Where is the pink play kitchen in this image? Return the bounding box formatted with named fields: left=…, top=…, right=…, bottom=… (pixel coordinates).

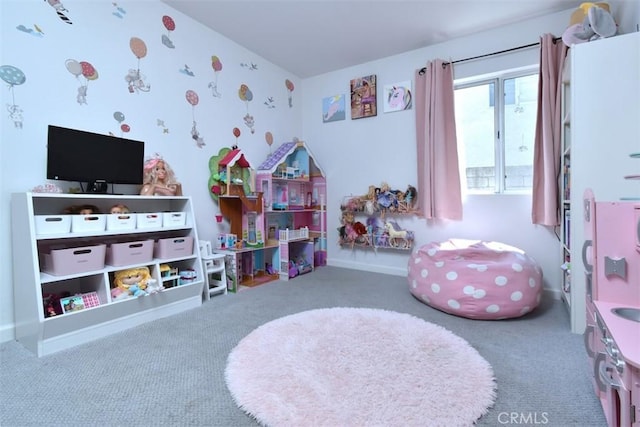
left=583, top=188, right=640, bottom=426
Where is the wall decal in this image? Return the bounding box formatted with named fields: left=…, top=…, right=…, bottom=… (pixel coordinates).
left=65, top=59, right=98, bottom=105
left=350, top=74, right=376, bottom=119
left=240, top=62, right=258, bottom=71
left=112, top=111, right=132, bottom=137
left=16, top=24, right=44, bottom=37
left=209, top=55, right=223, bottom=97
left=285, top=79, right=295, bottom=108
left=161, top=15, right=176, bottom=48
left=126, top=37, right=150, bottom=93
left=265, top=131, right=274, bottom=152
left=112, top=3, right=127, bottom=18
left=157, top=119, right=169, bottom=134
left=45, top=0, right=72, bottom=25
left=186, top=90, right=205, bottom=147
left=179, top=64, right=194, bottom=77
left=238, top=84, right=255, bottom=134
left=383, top=81, right=412, bottom=113
left=264, top=96, right=275, bottom=109
left=322, top=94, right=345, bottom=123
left=0, top=64, right=26, bottom=129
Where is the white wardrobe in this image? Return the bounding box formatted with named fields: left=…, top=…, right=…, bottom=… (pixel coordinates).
left=568, top=31, right=640, bottom=333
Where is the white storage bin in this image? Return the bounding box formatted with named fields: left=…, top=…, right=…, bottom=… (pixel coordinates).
left=41, top=244, right=106, bottom=276
left=105, top=239, right=154, bottom=266
left=71, top=214, right=106, bottom=233
left=162, top=212, right=186, bottom=227
left=35, top=215, right=71, bottom=235
left=154, top=236, right=194, bottom=259
left=136, top=213, right=162, bottom=229
left=106, top=213, right=137, bottom=231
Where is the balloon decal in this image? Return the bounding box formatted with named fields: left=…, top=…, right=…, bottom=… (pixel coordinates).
left=0, top=64, right=26, bottom=128
left=65, top=59, right=98, bottom=105
left=265, top=131, right=274, bottom=153
left=285, top=79, right=295, bottom=108
left=186, top=90, right=205, bottom=148
left=161, top=15, right=176, bottom=48
left=125, top=37, right=150, bottom=93
left=232, top=127, right=241, bottom=148
left=208, top=55, right=223, bottom=97
left=238, top=83, right=255, bottom=134
left=113, top=111, right=131, bottom=137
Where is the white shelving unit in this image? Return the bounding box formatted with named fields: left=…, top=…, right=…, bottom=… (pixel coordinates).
left=559, top=53, right=572, bottom=312
left=11, top=192, right=204, bottom=357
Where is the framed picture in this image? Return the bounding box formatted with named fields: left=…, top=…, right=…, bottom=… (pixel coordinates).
left=383, top=80, right=412, bottom=113
left=322, top=94, right=346, bottom=123
left=350, top=75, right=377, bottom=119
left=60, top=295, right=85, bottom=314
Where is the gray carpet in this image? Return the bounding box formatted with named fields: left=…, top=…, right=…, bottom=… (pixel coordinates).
left=0, top=266, right=606, bottom=427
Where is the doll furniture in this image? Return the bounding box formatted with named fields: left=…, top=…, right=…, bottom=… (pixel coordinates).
left=407, top=239, right=543, bottom=319
left=199, top=240, right=227, bottom=299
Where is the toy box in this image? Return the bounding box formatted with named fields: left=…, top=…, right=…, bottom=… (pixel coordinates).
left=106, top=213, right=137, bottom=231
left=34, top=215, right=71, bottom=235
left=71, top=214, right=106, bottom=233
left=136, top=212, right=162, bottom=229
left=41, top=243, right=106, bottom=276
left=105, top=239, right=154, bottom=266
left=162, top=212, right=186, bottom=227
left=154, top=236, right=194, bottom=259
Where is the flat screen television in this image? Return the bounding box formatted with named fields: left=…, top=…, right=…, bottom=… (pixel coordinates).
left=47, top=125, right=145, bottom=193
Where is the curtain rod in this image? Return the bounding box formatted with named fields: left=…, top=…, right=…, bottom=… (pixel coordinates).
left=418, top=37, right=561, bottom=75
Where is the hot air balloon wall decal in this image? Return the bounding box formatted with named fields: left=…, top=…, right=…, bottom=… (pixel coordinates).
left=125, top=37, right=150, bottom=93
left=161, top=15, right=176, bottom=49
left=285, top=79, right=295, bottom=108
left=0, top=64, right=26, bottom=129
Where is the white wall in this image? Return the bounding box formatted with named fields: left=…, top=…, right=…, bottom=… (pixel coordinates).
left=301, top=2, right=639, bottom=289
left=0, top=0, right=302, bottom=342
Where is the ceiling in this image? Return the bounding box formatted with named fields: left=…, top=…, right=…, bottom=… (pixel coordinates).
left=163, top=0, right=576, bottom=78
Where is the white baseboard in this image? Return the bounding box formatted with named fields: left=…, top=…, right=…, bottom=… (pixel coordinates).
left=0, top=323, right=15, bottom=343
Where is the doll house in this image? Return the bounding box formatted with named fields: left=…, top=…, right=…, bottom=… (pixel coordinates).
left=256, top=140, right=327, bottom=276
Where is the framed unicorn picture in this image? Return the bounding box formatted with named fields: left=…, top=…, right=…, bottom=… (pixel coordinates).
left=383, top=80, right=412, bottom=113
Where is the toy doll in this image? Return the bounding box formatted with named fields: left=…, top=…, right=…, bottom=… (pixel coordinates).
left=140, top=155, right=182, bottom=196
left=110, top=204, right=130, bottom=214
left=113, top=267, right=153, bottom=297
left=63, top=204, right=100, bottom=214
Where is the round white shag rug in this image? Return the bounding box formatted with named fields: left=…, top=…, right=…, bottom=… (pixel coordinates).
left=225, top=307, right=496, bottom=427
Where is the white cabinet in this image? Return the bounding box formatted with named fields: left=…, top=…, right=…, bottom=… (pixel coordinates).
left=567, top=32, right=640, bottom=333
left=11, top=193, right=204, bottom=357
left=559, top=54, right=571, bottom=311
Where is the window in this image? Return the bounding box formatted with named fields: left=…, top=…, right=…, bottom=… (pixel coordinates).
left=454, top=71, right=539, bottom=193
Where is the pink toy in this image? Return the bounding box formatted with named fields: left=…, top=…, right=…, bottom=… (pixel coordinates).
left=408, top=239, right=543, bottom=319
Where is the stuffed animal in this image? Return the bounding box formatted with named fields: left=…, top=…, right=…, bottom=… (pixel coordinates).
left=562, top=2, right=617, bottom=46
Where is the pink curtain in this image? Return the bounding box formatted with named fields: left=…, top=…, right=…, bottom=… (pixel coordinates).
left=532, top=34, right=567, bottom=226
left=414, top=59, right=462, bottom=220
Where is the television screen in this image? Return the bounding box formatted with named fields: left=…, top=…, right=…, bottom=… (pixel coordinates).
left=47, top=125, right=145, bottom=191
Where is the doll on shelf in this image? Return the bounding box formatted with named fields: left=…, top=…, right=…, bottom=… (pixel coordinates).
left=63, top=204, right=100, bottom=215
left=110, top=204, right=130, bottom=214
left=140, top=154, right=182, bottom=197
left=113, top=267, right=152, bottom=298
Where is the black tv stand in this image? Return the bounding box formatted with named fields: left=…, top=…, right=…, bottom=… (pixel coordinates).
left=84, top=180, right=108, bottom=194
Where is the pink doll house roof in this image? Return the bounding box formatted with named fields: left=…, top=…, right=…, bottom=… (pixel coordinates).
left=257, top=141, right=325, bottom=176
left=220, top=148, right=251, bottom=168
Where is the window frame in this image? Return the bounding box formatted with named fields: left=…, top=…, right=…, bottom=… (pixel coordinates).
left=454, top=66, right=539, bottom=195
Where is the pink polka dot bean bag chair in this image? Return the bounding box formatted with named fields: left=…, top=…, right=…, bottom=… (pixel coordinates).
left=408, top=239, right=543, bottom=319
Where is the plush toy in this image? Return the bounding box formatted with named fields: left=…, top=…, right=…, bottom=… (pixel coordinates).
left=113, top=267, right=152, bottom=297
left=562, top=2, right=617, bottom=46
left=110, top=287, right=130, bottom=301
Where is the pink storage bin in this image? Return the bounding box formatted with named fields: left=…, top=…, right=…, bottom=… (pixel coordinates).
left=106, top=213, right=137, bottom=231
left=136, top=213, right=162, bottom=229
left=154, top=236, right=194, bottom=259
left=41, top=244, right=106, bottom=276
left=105, top=239, right=154, bottom=266
left=71, top=214, right=106, bottom=233
left=35, top=215, right=71, bottom=235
